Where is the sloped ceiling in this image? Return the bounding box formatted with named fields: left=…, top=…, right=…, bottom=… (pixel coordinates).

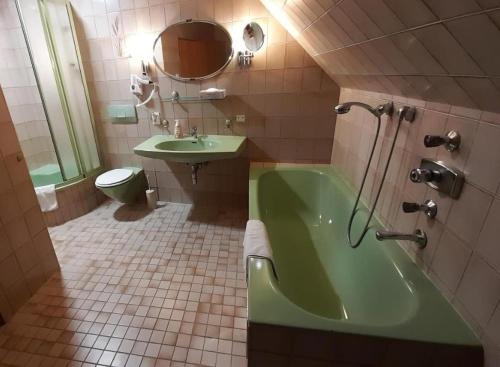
left=260, top=0, right=500, bottom=112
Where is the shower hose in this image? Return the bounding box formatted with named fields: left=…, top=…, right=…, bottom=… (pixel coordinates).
left=347, top=108, right=407, bottom=248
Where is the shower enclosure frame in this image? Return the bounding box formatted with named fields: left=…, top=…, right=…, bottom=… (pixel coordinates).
left=15, top=0, right=104, bottom=188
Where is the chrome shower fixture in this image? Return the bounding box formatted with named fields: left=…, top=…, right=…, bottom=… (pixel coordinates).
left=398, top=105, right=416, bottom=122
left=402, top=200, right=437, bottom=219
left=376, top=229, right=427, bottom=248
left=424, top=130, right=461, bottom=151
left=334, top=101, right=394, bottom=118
left=409, top=159, right=465, bottom=199
left=409, top=168, right=442, bottom=183
left=340, top=101, right=416, bottom=249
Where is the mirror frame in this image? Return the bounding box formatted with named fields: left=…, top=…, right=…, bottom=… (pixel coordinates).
left=152, top=19, right=234, bottom=81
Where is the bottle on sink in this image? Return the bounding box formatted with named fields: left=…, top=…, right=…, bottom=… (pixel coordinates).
left=174, top=119, right=183, bottom=138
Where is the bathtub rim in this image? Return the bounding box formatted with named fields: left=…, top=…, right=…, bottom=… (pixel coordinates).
left=248, top=164, right=481, bottom=347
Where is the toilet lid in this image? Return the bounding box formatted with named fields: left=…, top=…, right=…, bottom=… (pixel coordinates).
left=95, top=169, right=134, bottom=187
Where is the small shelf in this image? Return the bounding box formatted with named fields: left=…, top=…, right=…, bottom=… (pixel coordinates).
left=160, top=90, right=226, bottom=103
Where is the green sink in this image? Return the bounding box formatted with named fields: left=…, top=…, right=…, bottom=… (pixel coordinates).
left=133, top=135, right=246, bottom=164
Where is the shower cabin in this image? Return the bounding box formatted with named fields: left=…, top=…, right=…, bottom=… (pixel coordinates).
left=0, top=0, right=102, bottom=188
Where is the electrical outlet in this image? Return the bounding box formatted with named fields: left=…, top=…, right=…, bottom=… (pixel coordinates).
left=236, top=115, right=246, bottom=123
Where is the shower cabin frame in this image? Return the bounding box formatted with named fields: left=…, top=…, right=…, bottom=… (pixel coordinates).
left=15, top=0, right=104, bottom=187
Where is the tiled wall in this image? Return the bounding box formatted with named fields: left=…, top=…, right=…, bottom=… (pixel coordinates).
left=332, top=88, right=500, bottom=366
left=69, top=0, right=339, bottom=206
left=260, top=0, right=500, bottom=113
left=0, top=0, right=58, bottom=171
left=0, top=86, right=60, bottom=322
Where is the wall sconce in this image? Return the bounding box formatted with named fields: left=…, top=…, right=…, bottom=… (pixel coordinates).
left=238, top=22, right=264, bottom=68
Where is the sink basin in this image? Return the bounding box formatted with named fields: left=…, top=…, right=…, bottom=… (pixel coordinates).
left=155, top=139, right=218, bottom=152
left=134, top=135, right=247, bottom=164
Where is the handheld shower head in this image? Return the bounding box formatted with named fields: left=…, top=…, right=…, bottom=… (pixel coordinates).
left=334, top=101, right=393, bottom=118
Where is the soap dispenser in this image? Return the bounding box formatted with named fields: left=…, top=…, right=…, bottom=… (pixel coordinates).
left=174, top=119, right=183, bottom=138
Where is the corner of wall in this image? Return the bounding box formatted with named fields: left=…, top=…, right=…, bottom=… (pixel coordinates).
left=0, top=86, right=60, bottom=322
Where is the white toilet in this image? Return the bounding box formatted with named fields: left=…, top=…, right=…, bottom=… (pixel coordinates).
left=95, top=167, right=147, bottom=204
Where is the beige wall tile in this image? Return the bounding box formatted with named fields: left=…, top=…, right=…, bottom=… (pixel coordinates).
left=431, top=229, right=472, bottom=292
left=423, top=0, right=480, bottom=18
left=465, top=122, right=500, bottom=193
left=0, top=85, right=58, bottom=321
left=446, top=14, right=500, bottom=76
left=0, top=226, right=13, bottom=263
left=4, top=278, right=31, bottom=311
left=0, top=191, right=22, bottom=224
left=259, top=0, right=500, bottom=112
left=486, top=305, right=500, bottom=349
left=0, top=254, right=24, bottom=290
left=477, top=198, right=500, bottom=273
left=456, top=254, right=500, bottom=327
left=446, top=183, right=492, bottom=246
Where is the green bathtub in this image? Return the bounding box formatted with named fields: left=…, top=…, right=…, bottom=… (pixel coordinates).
left=248, top=166, right=481, bottom=350
left=30, top=163, right=63, bottom=187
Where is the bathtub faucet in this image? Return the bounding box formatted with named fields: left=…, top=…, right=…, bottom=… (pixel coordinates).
left=375, top=229, right=427, bottom=249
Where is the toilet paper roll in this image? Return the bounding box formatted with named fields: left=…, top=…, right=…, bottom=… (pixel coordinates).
left=146, top=189, right=156, bottom=210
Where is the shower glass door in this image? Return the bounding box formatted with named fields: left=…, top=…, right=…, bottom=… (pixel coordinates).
left=41, top=0, right=101, bottom=175
left=17, top=0, right=80, bottom=185
left=9, top=0, right=102, bottom=187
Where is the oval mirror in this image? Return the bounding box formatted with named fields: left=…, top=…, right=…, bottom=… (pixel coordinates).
left=243, top=22, right=265, bottom=52
left=153, top=20, right=233, bottom=81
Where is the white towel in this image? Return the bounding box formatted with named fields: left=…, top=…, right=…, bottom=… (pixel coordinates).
left=199, top=88, right=226, bottom=100
left=243, top=220, right=274, bottom=275
left=35, top=184, right=58, bottom=212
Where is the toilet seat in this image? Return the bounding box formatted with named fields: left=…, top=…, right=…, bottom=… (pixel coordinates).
left=95, top=169, right=134, bottom=188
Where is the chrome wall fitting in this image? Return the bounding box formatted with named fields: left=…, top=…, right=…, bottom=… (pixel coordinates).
left=190, top=126, right=198, bottom=139
left=334, top=101, right=393, bottom=118
left=398, top=105, right=416, bottom=122
left=409, top=167, right=441, bottom=183
left=238, top=50, right=254, bottom=67
left=409, top=159, right=465, bottom=199
left=402, top=200, right=437, bottom=219
left=424, top=130, right=461, bottom=151
left=332, top=102, right=418, bottom=249
left=171, top=90, right=180, bottom=103
left=376, top=229, right=427, bottom=248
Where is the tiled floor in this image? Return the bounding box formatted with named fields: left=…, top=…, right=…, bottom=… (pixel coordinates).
left=0, top=201, right=248, bottom=367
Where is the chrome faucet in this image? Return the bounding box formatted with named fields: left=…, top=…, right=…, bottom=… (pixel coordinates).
left=191, top=126, right=198, bottom=139
left=409, top=168, right=441, bottom=183
left=375, top=229, right=427, bottom=248
left=402, top=200, right=437, bottom=219
left=424, top=130, right=461, bottom=151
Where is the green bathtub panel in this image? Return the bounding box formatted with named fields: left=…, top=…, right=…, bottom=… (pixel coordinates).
left=248, top=166, right=481, bottom=347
